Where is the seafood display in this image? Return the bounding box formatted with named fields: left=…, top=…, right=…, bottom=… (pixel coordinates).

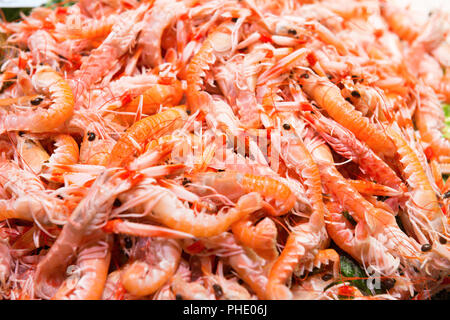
left=0, top=0, right=449, bottom=300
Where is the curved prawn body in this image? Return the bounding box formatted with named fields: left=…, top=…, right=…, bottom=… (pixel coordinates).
left=58, top=14, right=117, bottom=42
left=101, top=270, right=131, bottom=300
left=0, top=160, right=67, bottom=224
left=380, top=2, right=421, bottom=43
left=231, top=216, right=278, bottom=261
left=387, top=126, right=447, bottom=244
left=266, top=221, right=329, bottom=300
left=34, top=169, right=140, bottom=299
left=203, top=232, right=269, bottom=299
left=414, top=87, right=450, bottom=162
left=2, top=66, right=74, bottom=133
left=266, top=124, right=329, bottom=300
left=27, top=30, right=61, bottom=67
left=325, top=202, right=399, bottom=275
left=148, top=187, right=262, bottom=238
left=74, top=5, right=147, bottom=89
left=311, top=141, right=396, bottom=229
left=139, top=0, right=187, bottom=67
left=116, top=80, right=184, bottom=125
left=169, top=262, right=214, bottom=300
left=186, top=22, right=234, bottom=114
left=297, top=72, right=396, bottom=158
left=53, top=235, right=112, bottom=300
left=41, top=134, right=79, bottom=184
left=121, top=237, right=181, bottom=297
left=278, top=120, right=326, bottom=219
left=117, top=179, right=263, bottom=238
left=108, top=106, right=188, bottom=167
left=214, top=46, right=269, bottom=128
left=191, top=171, right=296, bottom=216
left=16, top=136, right=51, bottom=174
left=307, top=112, right=406, bottom=192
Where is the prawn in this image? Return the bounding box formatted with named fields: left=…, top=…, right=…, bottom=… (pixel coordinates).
left=118, top=183, right=263, bottom=238
left=34, top=169, right=140, bottom=299
left=107, top=106, right=188, bottom=167
left=190, top=170, right=296, bottom=216
left=115, top=80, right=184, bottom=125
left=52, top=234, right=112, bottom=300
left=121, top=237, right=181, bottom=297
left=41, top=134, right=79, bottom=184
left=297, top=71, right=396, bottom=158
left=1, top=66, right=74, bottom=133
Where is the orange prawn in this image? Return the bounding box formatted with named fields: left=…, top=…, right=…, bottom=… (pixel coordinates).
left=121, top=238, right=181, bottom=297
left=297, top=71, right=396, bottom=158
left=107, top=106, right=188, bottom=167
left=190, top=170, right=296, bottom=216
left=2, top=66, right=74, bottom=133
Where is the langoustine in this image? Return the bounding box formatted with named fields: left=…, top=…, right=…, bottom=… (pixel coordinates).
left=0, top=0, right=448, bottom=301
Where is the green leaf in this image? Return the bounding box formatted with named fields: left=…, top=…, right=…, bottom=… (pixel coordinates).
left=443, top=104, right=450, bottom=183
left=1, top=8, right=32, bottom=22
left=44, top=0, right=76, bottom=8
left=444, top=103, right=450, bottom=139
left=339, top=256, right=373, bottom=296
left=443, top=103, right=450, bottom=118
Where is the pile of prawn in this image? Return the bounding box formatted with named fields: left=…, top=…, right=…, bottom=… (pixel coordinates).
left=0, top=0, right=449, bottom=300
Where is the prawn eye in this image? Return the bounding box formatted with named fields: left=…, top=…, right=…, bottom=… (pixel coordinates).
left=421, top=244, right=432, bottom=252
left=31, top=97, right=43, bottom=105
left=231, top=17, right=238, bottom=22
left=439, top=237, right=447, bottom=244
left=87, top=132, right=96, bottom=141
left=282, top=123, right=291, bottom=130
left=212, top=283, right=223, bottom=297
left=300, top=73, right=309, bottom=79
left=381, top=278, right=396, bottom=291
left=321, top=274, right=333, bottom=281
left=123, top=237, right=132, bottom=249
left=113, top=198, right=122, bottom=207
left=288, top=28, right=297, bottom=35
left=351, top=90, right=361, bottom=98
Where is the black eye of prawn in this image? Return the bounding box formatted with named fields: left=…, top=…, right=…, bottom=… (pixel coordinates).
left=381, top=278, right=396, bottom=291
left=123, top=237, right=132, bottom=249
left=351, top=90, right=361, bottom=98
left=283, top=123, right=291, bottom=130
left=113, top=198, right=122, bottom=207
left=31, top=97, right=43, bottom=105
left=321, top=274, right=333, bottom=281
left=87, top=132, right=96, bottom=141
left=300, top=73, right=309, bottom=79
left=212, top=284, right=223, bottom=297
